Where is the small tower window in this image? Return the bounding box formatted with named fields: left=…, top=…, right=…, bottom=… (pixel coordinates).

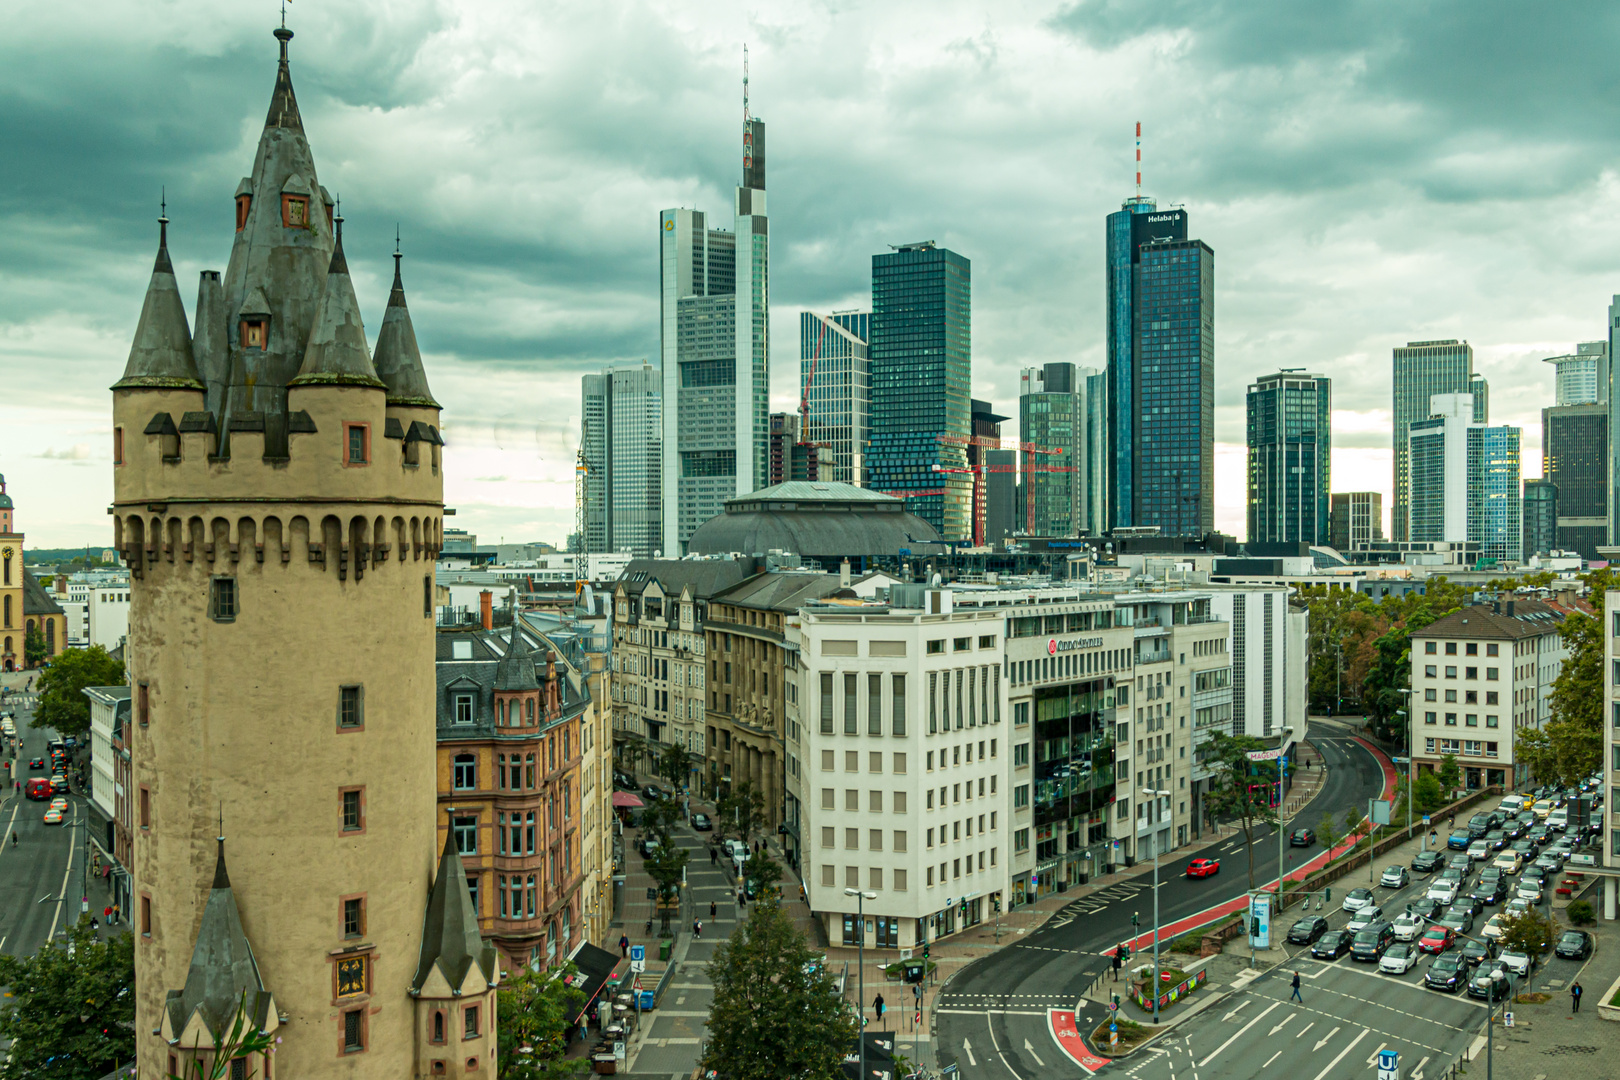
left=113, top=427, right=124, bottom=466
left=235, top=195, right=252, bottom=231
left=345, top=424, right=370, bottom=466
left=282, top=195, right=310, bottom=228
left=209, top=577, right=237, bottom=622
left=240, top=319, right=267, bottom=349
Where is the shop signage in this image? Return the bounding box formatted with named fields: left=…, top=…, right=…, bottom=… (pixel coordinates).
left=1047, top=637, right=1105, bottom=655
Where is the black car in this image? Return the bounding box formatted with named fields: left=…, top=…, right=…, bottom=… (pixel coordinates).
left=1484, top=830, right=1508, bottom=851
left=1287, top=916, right=1329, bottom=945
left=613, top=771, right=636, bottom=790
left=1471, top=879, right=1508, bottom=906
left=1467, top=960, right=1515, bottom=1001
left=638, top=836, right=662, bottom=858
left=1447, top=853, right=1474, bottom=872
left=1290, top=828, right=1316, bottom=847
left=26, top=757, right=44, bottom=770
left=1412, top=850, right=1445, bottom=873
left=1555, top=930, right=1594, bottom=960
left=1451, top=895, right=1485, bottom=918
left=1458, top=937, right=1496, bottom=968
left=642, top=784, right=665, bottom=803
left=1425, top=953, right=1468, bottom=992
left=1502, top=820, right=1526, bottom=841
left=1447, top=831, right=1474, bottom=851
left=1312, top=928, right=1355, bottom=960
left=1510, top=839, right=1536, bottom=856
left=1351, top=922, right=1396, bottom=961
left=690, top=813, right=713, bottom=832
left=1467, top=821, right=1491, bottom=840
left=1408, top=897, right=1442, bottom=921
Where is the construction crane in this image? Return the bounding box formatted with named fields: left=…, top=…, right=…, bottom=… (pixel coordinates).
left=574, top=418, right=588, bottom=595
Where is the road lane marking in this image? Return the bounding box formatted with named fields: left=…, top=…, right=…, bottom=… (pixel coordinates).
left=1365, top=1041, right=1388, bottom=1065
left=1047, top=1010, right=1104, bottom=1075
left=985, top=1016, right=1021, bottom=1079
left=1268, top=1014, right=1293, bottom=1036
left=1263, top=1050, right=1281, bottom=1067
left=1295, top=1021, right=1314, bottom=1039
left=1313, top=1025, right=1340, bottom=1051
left=1308, top=1027, right=1368, bottom=1080
left=1022, top=1038, right=1045, bottom=1068
left=1410, top=1055, right=1429, bottom=1080
left=1198, top=1000, right=1279, bottom=1067
left=962, top=1038, right=976, bottom=1066
left=1221, top=1001, right=1249, bottom=1021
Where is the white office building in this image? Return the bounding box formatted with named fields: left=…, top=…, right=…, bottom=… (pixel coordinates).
left=582, top=362, right=662, bottom=558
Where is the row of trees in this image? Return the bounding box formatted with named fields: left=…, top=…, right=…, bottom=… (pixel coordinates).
left=1515, top=570, right=1610, bottom=787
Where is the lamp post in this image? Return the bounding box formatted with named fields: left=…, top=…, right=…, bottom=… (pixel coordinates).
left=1397, top=687, right=1416, bottom=844
left=1141, top=788, right=1171, bottom=1024
left=1485, top=965, right=1505, bottom=1080
left=1275, top=727, right=1293, bottom=914
left=845, top=887, right=877, bottom=1080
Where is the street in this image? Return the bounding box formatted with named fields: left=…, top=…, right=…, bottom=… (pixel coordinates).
left=934, top=725, right=1392, bottom=1079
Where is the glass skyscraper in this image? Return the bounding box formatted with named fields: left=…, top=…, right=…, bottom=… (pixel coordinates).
left=799, top=309, right=870, bottom=485
left=582, top=362, right=662, bottom=557
left=1246, top=371, right=1331, bottom=545
left=1020, top=363, right=1106, bottom=536
left=1522, top=479, right=1557, bottom=559
left=1408, top=393, right=1520, bottom=565
left=1542, top=403, right=1607, bottom=560
left=1391, top=339, right=1487, bottom=542
left=866, top=242, right=972, bottom=540
left=659, top=117, right=769, bottom=555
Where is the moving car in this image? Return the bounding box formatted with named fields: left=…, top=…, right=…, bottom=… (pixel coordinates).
left=1447, top=831, right=1474, bottom=851
left=1531, top=798, right=1555, bottom=819
left=1409, top=897, right=1443, bottom=922
left=1351, top=922, right=1396, bottom=961
left=1425, top=952, right=1468, bottom=992
left=1418, top=925, right=1456, bottom=955
left=48, top=797, right=67, bottom=812
left=1379, top=942, right=1420, bottom=975
left=1312, top=928, right=1355, bottom=960
left=638, top=836, right=662, bottom=858
left=690, top=813, right=712, bottom=832
left=1450, top=894, right=1485, bottom=918
left=1481, top=913, right=1507, bottom=941
left=1380, top=865, right=1410, bottom=889
left=1467, top=960, right=1515, bottom=1001
left=1347, top=905, right=1385, bottom=933
left=1287, top=916, right=1329, bottom=946
left=1555, top=929, right=1594, bottom=960
left=1438, top=911, right=1474, bottom=936
left=1392, top=912, right=1425, bottom=942
left=1492, top=851, right=1523, bottom=874
left=1483, top=829, right=1508, bottom=851
left=1342, top=887, right=1376, bottom=913
left=1289, top=828, right=1316, bottom=847
left=1499, top=948, right=1533, bottom=977
left=1458, top=937, right=1496, bottom=967
left=1426, top=879, right=1459, bottom=905
left=1412, top=851, right=1446, bottom=873
left=42, top=808, right=63, bottom=825
left=1504, top=897, right=1535, bottom=919
left=1467, top=840, right=1490, bottom=861
left=26, top=757, right=44, bottom=771
left=24, top=778, right=51, bottom=800
left=1186, top=858, right=1221, bottom=878
left=1471, top=879, right=1508, bottom=906
left=641, top=784, right=665, bottom=803
left=50, top=776, right=68, bottom=795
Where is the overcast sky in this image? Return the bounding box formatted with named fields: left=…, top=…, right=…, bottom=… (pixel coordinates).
left=6, top=0, right=1620, bottom=549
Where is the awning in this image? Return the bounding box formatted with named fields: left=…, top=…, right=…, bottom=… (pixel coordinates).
left=612, top=791, right=644, bottom=809
left=566, top=941, right=624, bottom=1024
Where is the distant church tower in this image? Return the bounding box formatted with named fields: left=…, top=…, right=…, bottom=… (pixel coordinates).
left=113, top=24, right=496, bottom=1078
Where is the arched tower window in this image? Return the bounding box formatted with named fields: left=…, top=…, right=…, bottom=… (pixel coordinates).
left=525, top=698, right=534, bottom=725
left=2, top=551, right=10, bottom=586
left=3, top=595, right=10, bottom=628
left=45, top=620, right=54, bottom=654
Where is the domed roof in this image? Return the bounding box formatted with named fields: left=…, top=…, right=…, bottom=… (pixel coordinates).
left=687, top=481, right=943, bottom=560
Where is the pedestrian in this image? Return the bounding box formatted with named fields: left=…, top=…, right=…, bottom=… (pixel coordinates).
left=1111, top=950, right=1122, bottom=982
left=89, top=916, right=98, bottom=931
left=737, top=888, right=746, bottom=907
left=1573, top=981, right=1583, bottom=1014
left=619, top=933, right=630, bottom=958
left=710, top=847, right=718, bottom=866
left=1448, top=814, right=1455, bottom=831
left=693, top=919, right=702, bottom=939
left=104, top=905, right=111, bottom=922
left=709, top=900, right=717, bottom=920
left=799, top=883, right=806, bottom=904
left=112, top=903, right=119, bottom=925
left=1290, top=972, right=1302, bottom=1003
left=645, top=917, right=653, bottom=936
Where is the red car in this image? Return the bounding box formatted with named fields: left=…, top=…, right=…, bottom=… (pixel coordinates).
left=1186, top=858, right=1220, bottom=879
left=1417, top=925, right=1455, bottom=955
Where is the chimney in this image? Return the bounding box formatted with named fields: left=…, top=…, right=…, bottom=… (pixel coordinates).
left=1505, top=600, right=1515, bottom=618
left=479, top=590, right=493, bottom=630
left=840, top=558, right=851, bottom=587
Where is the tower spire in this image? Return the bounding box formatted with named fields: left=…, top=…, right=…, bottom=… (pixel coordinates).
left=1135, top=121, right=1142, bottom=197
left=742, top=44, right=751, bottom=182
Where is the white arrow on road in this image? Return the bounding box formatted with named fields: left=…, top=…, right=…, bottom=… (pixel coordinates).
left=1308, top=1027, right=1369, bottom=1080
left=1313, top=1025, right=1341, bottom=1051
left=1411, top=1055, right=1430, bottom=1080
left=1022, top=1039, right=1045, bottom=1068
left=1269, top=1014, right=1294, bottom=1036
left=1365, top=1042, right=1388, bottom=1066
left=1223, top=1001, right=1250, bottom=1022
left=962, top=1039, right=976, bottom=1067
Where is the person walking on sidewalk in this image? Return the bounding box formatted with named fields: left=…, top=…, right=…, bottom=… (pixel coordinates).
left=1290, top=972, right=1303, bottom=1003
left=1111, top=951, right=1122, bottom=982
left=709, top=900, right=717, bottom=920
left=1572, top=981, right=1583, bottom=1014
left=693, top=919, right=702, bottom=939
left=619, top=933, right=630, bottom=958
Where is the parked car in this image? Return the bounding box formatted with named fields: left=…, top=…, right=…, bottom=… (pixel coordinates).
left=1341, top=887, right=1376, bottom=913
left=1379, top=942, right=1421, bottom=975
left=1289, top=828, right=1316, bottom=847
left=1418, top=925, right=1456, bottom=955
left=1392, top=912, right=1425, bottom=941
left=1380, top=865, right=1411, bottom=889
left=1312, top=928, right=1355, bottom=960
left=641, top=784, right=665, bottom=803
left=1555, top=929, right=1594, bottom=960
left=1425, top=952, right=1468, bottom=992
left=1287, top=916, right=1329, bottom=946
left=1186, top=858, right=1221, bottom=878
left=1351, top=922, right=1396, bottom=961
left=1412, top=850, right=1446, bottom=873
left=690, top=813, right=712, bottom=832
left=1499, top=948, right=1534, bottom=976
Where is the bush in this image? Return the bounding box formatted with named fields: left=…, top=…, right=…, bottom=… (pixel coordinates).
left=1567, top=900, right=1596, bottom=926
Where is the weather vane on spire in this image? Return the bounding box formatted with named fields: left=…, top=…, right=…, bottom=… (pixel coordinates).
left=281, top=0, right=291, bottom=30
left=160, top=186, right=167, bottom=222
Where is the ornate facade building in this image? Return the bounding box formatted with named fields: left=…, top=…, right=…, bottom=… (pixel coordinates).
left=114, top=25, right=493, bottom=1078
left=0, top=475, right=67, bottom=671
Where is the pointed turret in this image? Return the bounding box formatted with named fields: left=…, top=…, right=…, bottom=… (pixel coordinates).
left=373, top=249, right=441, bottom=408
left=113, top=216, right=203, bottom=391
left=289, top=218, right=384, bottom=389
left=161, top=840, right=277, bottom=1043
left=412, top=823, right=499, bottom=995
left=266, top=27, right=304, bottom=132
left=192, top=271, right=228, bottom=416
left=493, top=622, right=539, bottom=692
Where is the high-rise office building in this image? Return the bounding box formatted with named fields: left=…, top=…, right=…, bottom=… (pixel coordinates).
left=1019, top=363, right=1105, bottom=537
left=1409, top=393, right=1521, bottom=564
left=1391, top=340, right=1488, bottom=542
left=984, top=449, right=1018, bottom=545
left=1329, top=492, right=1384, bottom=551
left=1545, top=341, right=1608, bottom=406
left=1246, top=372, right=1331, bottom=545
left=659, top=111, right=768, bottom=555
left=582, top=362, right=662, bottom=557
left=799, top=310, right=869, bottom=485
left=968, top=399, right=1008, bottom=546
left=767, top=412, right=819, bottom=485
left=1104, top=201, right=1214, bottom=536
left=1523, top=479, right=1558, bottom=558
left=1608, top=298, right=1620, bottom=544
left=866, top=242, right=972, bottom=540
left=1543, top=402, right=1607, bottom=561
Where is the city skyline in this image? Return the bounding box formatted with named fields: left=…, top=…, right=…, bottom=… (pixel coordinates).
left=6, top=2, right=1620, bottom=546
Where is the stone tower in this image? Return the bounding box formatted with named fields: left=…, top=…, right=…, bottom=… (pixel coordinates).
left=112, top=25, right=477, bottom=1077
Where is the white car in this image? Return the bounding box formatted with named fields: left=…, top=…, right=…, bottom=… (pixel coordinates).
left=1482, top=913, right=1507, bottom=941
left=1492, top=851, right=1523, bottom=874
left=1500, top=949, right=1533, bottom=976
left=1392, top=912, right=1424, bottom=942
left=1516, top=878, right=1544, bottom=902
left=1427, top=880, right=1460, bottom=904
left=1346, top=905, right=1384, bottom=932
left=1505, top=897, right=1535, bottom=919
left=1379, top=942, right=1420, bottom=975
left=1341, top=888, right=1376, bottom=913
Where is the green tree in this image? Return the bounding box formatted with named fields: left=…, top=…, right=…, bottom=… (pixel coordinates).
left=702, top=889, right=859, bottom=1080
left=718, top=781, right=767, bottom=847
left=1412, top=770, right=1445, bottom=813
left=1200, top=731, right=1277, bottom=892
left=1516, top=577, right=1608, bottom=787
left=643, top=840, right=690, bottom=936
left=497, top=965, right=587, bottom=1080
left=0, top=917, right=135, bottom=1078
left=1343, top=804, right=1365, bottom=850
left=23, top=625, right=46, bottom=668
left=1497, top=908, right=1556, bottom=958
left=32, top=645, right=125, bottom=738
left=1317, top=812, right=1339, bottom=860
left=657, top=744, right=692, bottom=795
left=743, top=850, right=783, bottom=901
left=1437, top=754, right=1461, bottom=795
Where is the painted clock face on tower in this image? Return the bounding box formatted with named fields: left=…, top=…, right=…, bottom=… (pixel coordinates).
left=336, top=956, right=367, bottom=997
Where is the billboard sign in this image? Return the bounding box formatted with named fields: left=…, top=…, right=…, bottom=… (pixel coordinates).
left=1248, top=893, right=1271, bottom=949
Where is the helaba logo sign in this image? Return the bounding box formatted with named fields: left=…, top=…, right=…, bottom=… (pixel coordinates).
left=1146, top=213, right=1181, bottom=223
left=1048, top=637, right=1106, bottom=655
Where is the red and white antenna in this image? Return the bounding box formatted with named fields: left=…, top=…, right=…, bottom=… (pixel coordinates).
left=742, top=45, right=753, bottom=177
left=1135, top=121, right=1142, bottom=196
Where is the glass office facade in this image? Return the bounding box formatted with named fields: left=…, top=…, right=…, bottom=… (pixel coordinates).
left=1522, top=479, right=1558, bottom=559
left=867, top=244, right=973, bottom=540
left=1030, top=680, right=1116, bottom=890
left=800, top=310, right=871, bottom=485
left=1391, top=340, right=1486, bottom=542
left=1542, top=404, right=1607, bottom=561
left=1469, top=426, right=1522, bottom=565
left=581, top=362, right=662, bottom=557
left=1246, top=372, right=1331, bottom=545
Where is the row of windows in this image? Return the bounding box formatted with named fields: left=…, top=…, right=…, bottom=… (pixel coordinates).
left=1423, top=640, right=1500, bottom=656
left=1424, top=738, right=1500, bottom=757
left=1422, top=712, right=1500, bottom=727
left=819, top=788, right=909, bottom=812
left=1420, top=665, right=1500, bottom=680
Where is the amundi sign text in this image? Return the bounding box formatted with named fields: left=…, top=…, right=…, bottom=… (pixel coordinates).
left=1047, top=637, right=1106, bottom=655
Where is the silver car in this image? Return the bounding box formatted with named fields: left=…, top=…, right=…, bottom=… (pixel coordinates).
left=1380, top=865, right=1410, bottom=888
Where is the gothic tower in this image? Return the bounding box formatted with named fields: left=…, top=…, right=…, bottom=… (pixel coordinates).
left=112, top=25, right=484, bottom=1077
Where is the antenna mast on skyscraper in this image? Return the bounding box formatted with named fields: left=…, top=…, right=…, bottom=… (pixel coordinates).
left=742, top=45, right=752, bottom=178
left=1135, top=121, right=1142, bottom=196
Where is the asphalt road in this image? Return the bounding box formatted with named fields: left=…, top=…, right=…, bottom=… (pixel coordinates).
left=934, top=725, right=1389, bottom=1079
left=0, top=698, right=89, bottom=961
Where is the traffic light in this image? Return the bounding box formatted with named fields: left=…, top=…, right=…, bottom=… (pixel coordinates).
left=1325, top=887, right=1332, bottom=903
left=874, top=993, right=886, bottom=1017
left=1250, top=916, right=1260, bottom=936
left=923, top=941, right=930, bottom=959
left=1131, top=911, right=1139, bottom=929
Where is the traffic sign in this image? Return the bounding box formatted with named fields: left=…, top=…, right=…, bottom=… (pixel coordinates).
left=1376, top=1048, right=1398, bottom=1080
left=1504, top=1011, right=1514, bottom=1028
left=630, top=945, right=646, bottom=974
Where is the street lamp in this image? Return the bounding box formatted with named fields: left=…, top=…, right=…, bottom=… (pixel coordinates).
left=1141, top=788, right=1171, bottom=1024
left=1274, top=727, right=1293, bottom=914
left=845, top=888, right=878, bottom=1080
left=1485, top=966, right=1505, bottom=1080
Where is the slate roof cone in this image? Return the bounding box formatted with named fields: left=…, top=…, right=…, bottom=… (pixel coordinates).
left=412, top=818, right=499, bottom=995
left=161, top=838, right=277, bottom=1043
left=493, top=620, right=540, bottom=692
left=290, top=215, right=384, bottom=388
left=373, top=246, right=441, bottom=408
left=113, top=214, right=204, bottom=391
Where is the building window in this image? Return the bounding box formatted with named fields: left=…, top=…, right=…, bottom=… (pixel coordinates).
left=844, top=674, right=858, bottom=735
left=869, top=674, right=883, bottom=736
left=113, top=427, right=124, bottom=466
left=141, top=893, right=152, bottom=936
left=282, top=194, right=310, bottom=228
left=240, top=319, right=268, bottom=349
left=139, top=786, right=151, bottom=829
left=1425, top=641, right=1436, bottom=654
left=453, top=816, right=478, bottom=854
left=339, top=686, right=363, bottom=729
left=425, top=575, right=433, bottom=618
left=892, top=674, right=907, bottom=737
left=236, top=193, right=252, bottom=230
left=341, top=788, right=364, bottom=832
left=209, top=577, right=237, bottom=622
left=454, top=695, right=474, bottom=725
left=344, top=424, right=370, bottom=466
left=464, top=1005, right=480, bottom=1039
left=1013, top=828, right=1030, bottom=853
left=453, top=754, right=476, bottom=791
left=138, top=682, right=150, bottom=727
left=819, top=673, right=833, bottom=734
left=342, top=1008, right=365, bottom=1052
left=432, top=1011, right=446, bottom=1044
left=343, top=896, right=365, bottom=938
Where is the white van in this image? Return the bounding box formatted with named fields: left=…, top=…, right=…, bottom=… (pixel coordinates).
left=1547, top=807, right=1569, bottom=832
left=1498, top=795, right=1525, bottom=814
